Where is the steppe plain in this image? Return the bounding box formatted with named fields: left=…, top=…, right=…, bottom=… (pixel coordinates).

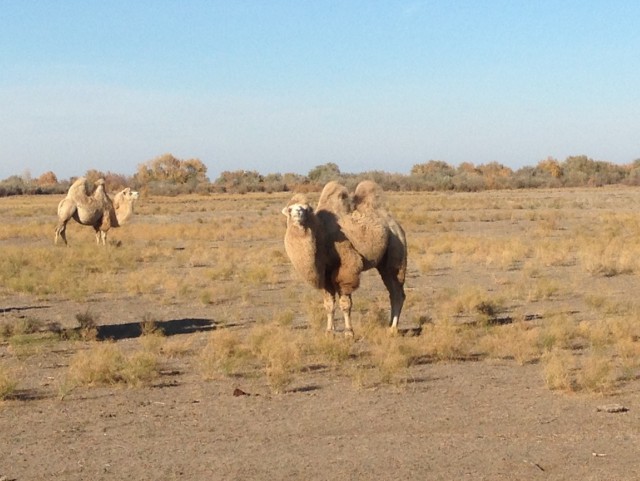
left=1, top=186, right=640, bottom=480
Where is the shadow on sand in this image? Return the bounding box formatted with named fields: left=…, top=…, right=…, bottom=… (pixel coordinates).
left=96, top=318, right=217, bottom=341
left=0, top=305, right=51, bottom=315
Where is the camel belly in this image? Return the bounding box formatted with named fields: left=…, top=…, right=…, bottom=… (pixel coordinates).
left=73, top=207, right=103, bottom=227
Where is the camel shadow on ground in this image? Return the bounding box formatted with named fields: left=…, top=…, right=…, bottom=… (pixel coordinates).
left=0, top=305, right=51, bottom=314
left=96, top=318, right=217, bottom=341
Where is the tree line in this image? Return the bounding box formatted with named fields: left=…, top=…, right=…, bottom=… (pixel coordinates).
left=1, top=153, right=640, bottom=197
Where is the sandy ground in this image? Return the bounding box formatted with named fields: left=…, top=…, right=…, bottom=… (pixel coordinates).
left=1, top=294, right=639, bottom=481
left=2, top=188, right=640, bottom=480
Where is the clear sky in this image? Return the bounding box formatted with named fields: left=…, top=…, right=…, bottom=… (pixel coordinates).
left=1, top=1, right=639, bottom=181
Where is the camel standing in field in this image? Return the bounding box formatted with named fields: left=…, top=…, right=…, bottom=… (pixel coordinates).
left=54, top=177, right=139, bottom=246
left=282, top=181, right=407, bottom=335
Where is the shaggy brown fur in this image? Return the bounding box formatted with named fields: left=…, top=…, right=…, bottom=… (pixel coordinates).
left=282, top=194, right=326, bottom=289
left=54, top=177, right=139, bottom=246
left=282, top=180, right=407, bottom=335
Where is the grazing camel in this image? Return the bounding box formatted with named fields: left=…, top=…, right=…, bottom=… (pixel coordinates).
left=54, top=177, right=139, bottom=246
left=282, top=181, right=407, bottom=335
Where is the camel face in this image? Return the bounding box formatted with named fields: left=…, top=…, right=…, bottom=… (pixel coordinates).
left=119, top=188, right=140, bottom=201
left=282, top=202, right=312, bottom=227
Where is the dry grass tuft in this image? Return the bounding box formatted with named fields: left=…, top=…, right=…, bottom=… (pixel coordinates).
left=249, top=323, right=303, bottom=393
left=0, top=363, right=18, bottom=400
left=542, top=349, right=576, bottom=391
left=75, top=310, right=98, bottom=340
left=199, top=329, right=251, bottom=379
left=480, top=321, right=542, bottom=365
left=369, top=338, right=417, bottom=386
left=575, top=352, right=615, bottom=393
left=67, top=342, right=160, bottom=388
left=310, top=335, right=353, bottom=368
left=421, top=320, right=472, bottom=361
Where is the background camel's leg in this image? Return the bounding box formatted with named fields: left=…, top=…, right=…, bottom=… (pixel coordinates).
left=100, top=231, right=107, bottom=245
left=379, top=268, right=406, bottom=331
left=338, top=293, right=354, bottom=337
left=94, top=229, right=101, bottom=245
left=322, top=290, right=336, bottom=332
left=54, top=222, right=68, bottom=246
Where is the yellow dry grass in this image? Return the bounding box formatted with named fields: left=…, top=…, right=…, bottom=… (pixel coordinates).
left=3, top=187, right=640, bottom=396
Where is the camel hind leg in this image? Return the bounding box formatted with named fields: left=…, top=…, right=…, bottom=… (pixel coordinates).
left=55, top=199, right=77, bottom=246
left=54, top=221, right=69, bottom=246
left=378, top=265, right=406, bottom=332
left=378, top=224, right=407, bottom=332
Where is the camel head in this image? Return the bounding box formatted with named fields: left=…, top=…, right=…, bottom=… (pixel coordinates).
left=282, top=194, right=314, bottom=228
left=111, top=187, right=140, bottom=225
left=113, top=187, right=140, bottom=208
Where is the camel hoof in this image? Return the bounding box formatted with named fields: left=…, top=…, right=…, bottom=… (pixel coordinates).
left=325, top=329, right=335, bottom=336
left=344, top=328, right=354, bottom=338
left=388, top=326, right=399, bottom=335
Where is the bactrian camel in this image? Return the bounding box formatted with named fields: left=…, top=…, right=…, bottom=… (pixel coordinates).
left=282, top=180, right=407, bottom=336
left=54, top=177, right=139, bottom=246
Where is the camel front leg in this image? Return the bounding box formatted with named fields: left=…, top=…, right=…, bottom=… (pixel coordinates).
left=322, top=290, right=336, bottom=333
left=94, top=230, right=107, bottom=245
left=339, top=293, right=354, bottom=337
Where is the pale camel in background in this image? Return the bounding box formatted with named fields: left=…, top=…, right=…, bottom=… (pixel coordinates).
left=54, top=177, right=139, bottom=246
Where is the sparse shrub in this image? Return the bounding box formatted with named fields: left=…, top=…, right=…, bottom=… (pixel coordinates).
left=538, top=315, right=579, bottom=351
left=68, top=342, right=160, bottom=387
left=615, top=337, right=640, bottom=381
left=421, top=320, right=470, bottom=361
left=76, top=310, right=98, bottom=340
left=199, top=329, right=250, bottom=379
left=160, top=336, right=194, bottom=358
left=311, top=335, right=353, bottom=368
left=0, top=363, right=18, bottom=400
left=480, top=321, right=542, bottom=365
left=249, top=324, right=303, bottom=393
left=576, top=352, right=615, bottom=393
left=369, top=338, right=417, bottom=385
left=274, top=309, right=295, bottom=327
left=140, top=314, right=162, bottom=337
left=120, top=351, right=160, bottom=387
left=68, top=343, right=125, bottom=386
left=542, top=349, right=575, bottom=391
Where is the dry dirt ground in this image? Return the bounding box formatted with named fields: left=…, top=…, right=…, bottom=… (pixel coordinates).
left=1, top=188, right=640, bottom=480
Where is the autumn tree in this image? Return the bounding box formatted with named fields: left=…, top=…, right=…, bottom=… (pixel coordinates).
left=308, top=162, right=341, bottom=184
left=537, top=157, right=562, bottom=178
left=135, top=154, right=209, bottom=193
left=36, top=171, right=58, bottom=187
left=477, top=162, right=513, bottom=189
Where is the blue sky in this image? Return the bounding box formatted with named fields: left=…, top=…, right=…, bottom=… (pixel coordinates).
left=1, top=1, right=639, bottom=181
